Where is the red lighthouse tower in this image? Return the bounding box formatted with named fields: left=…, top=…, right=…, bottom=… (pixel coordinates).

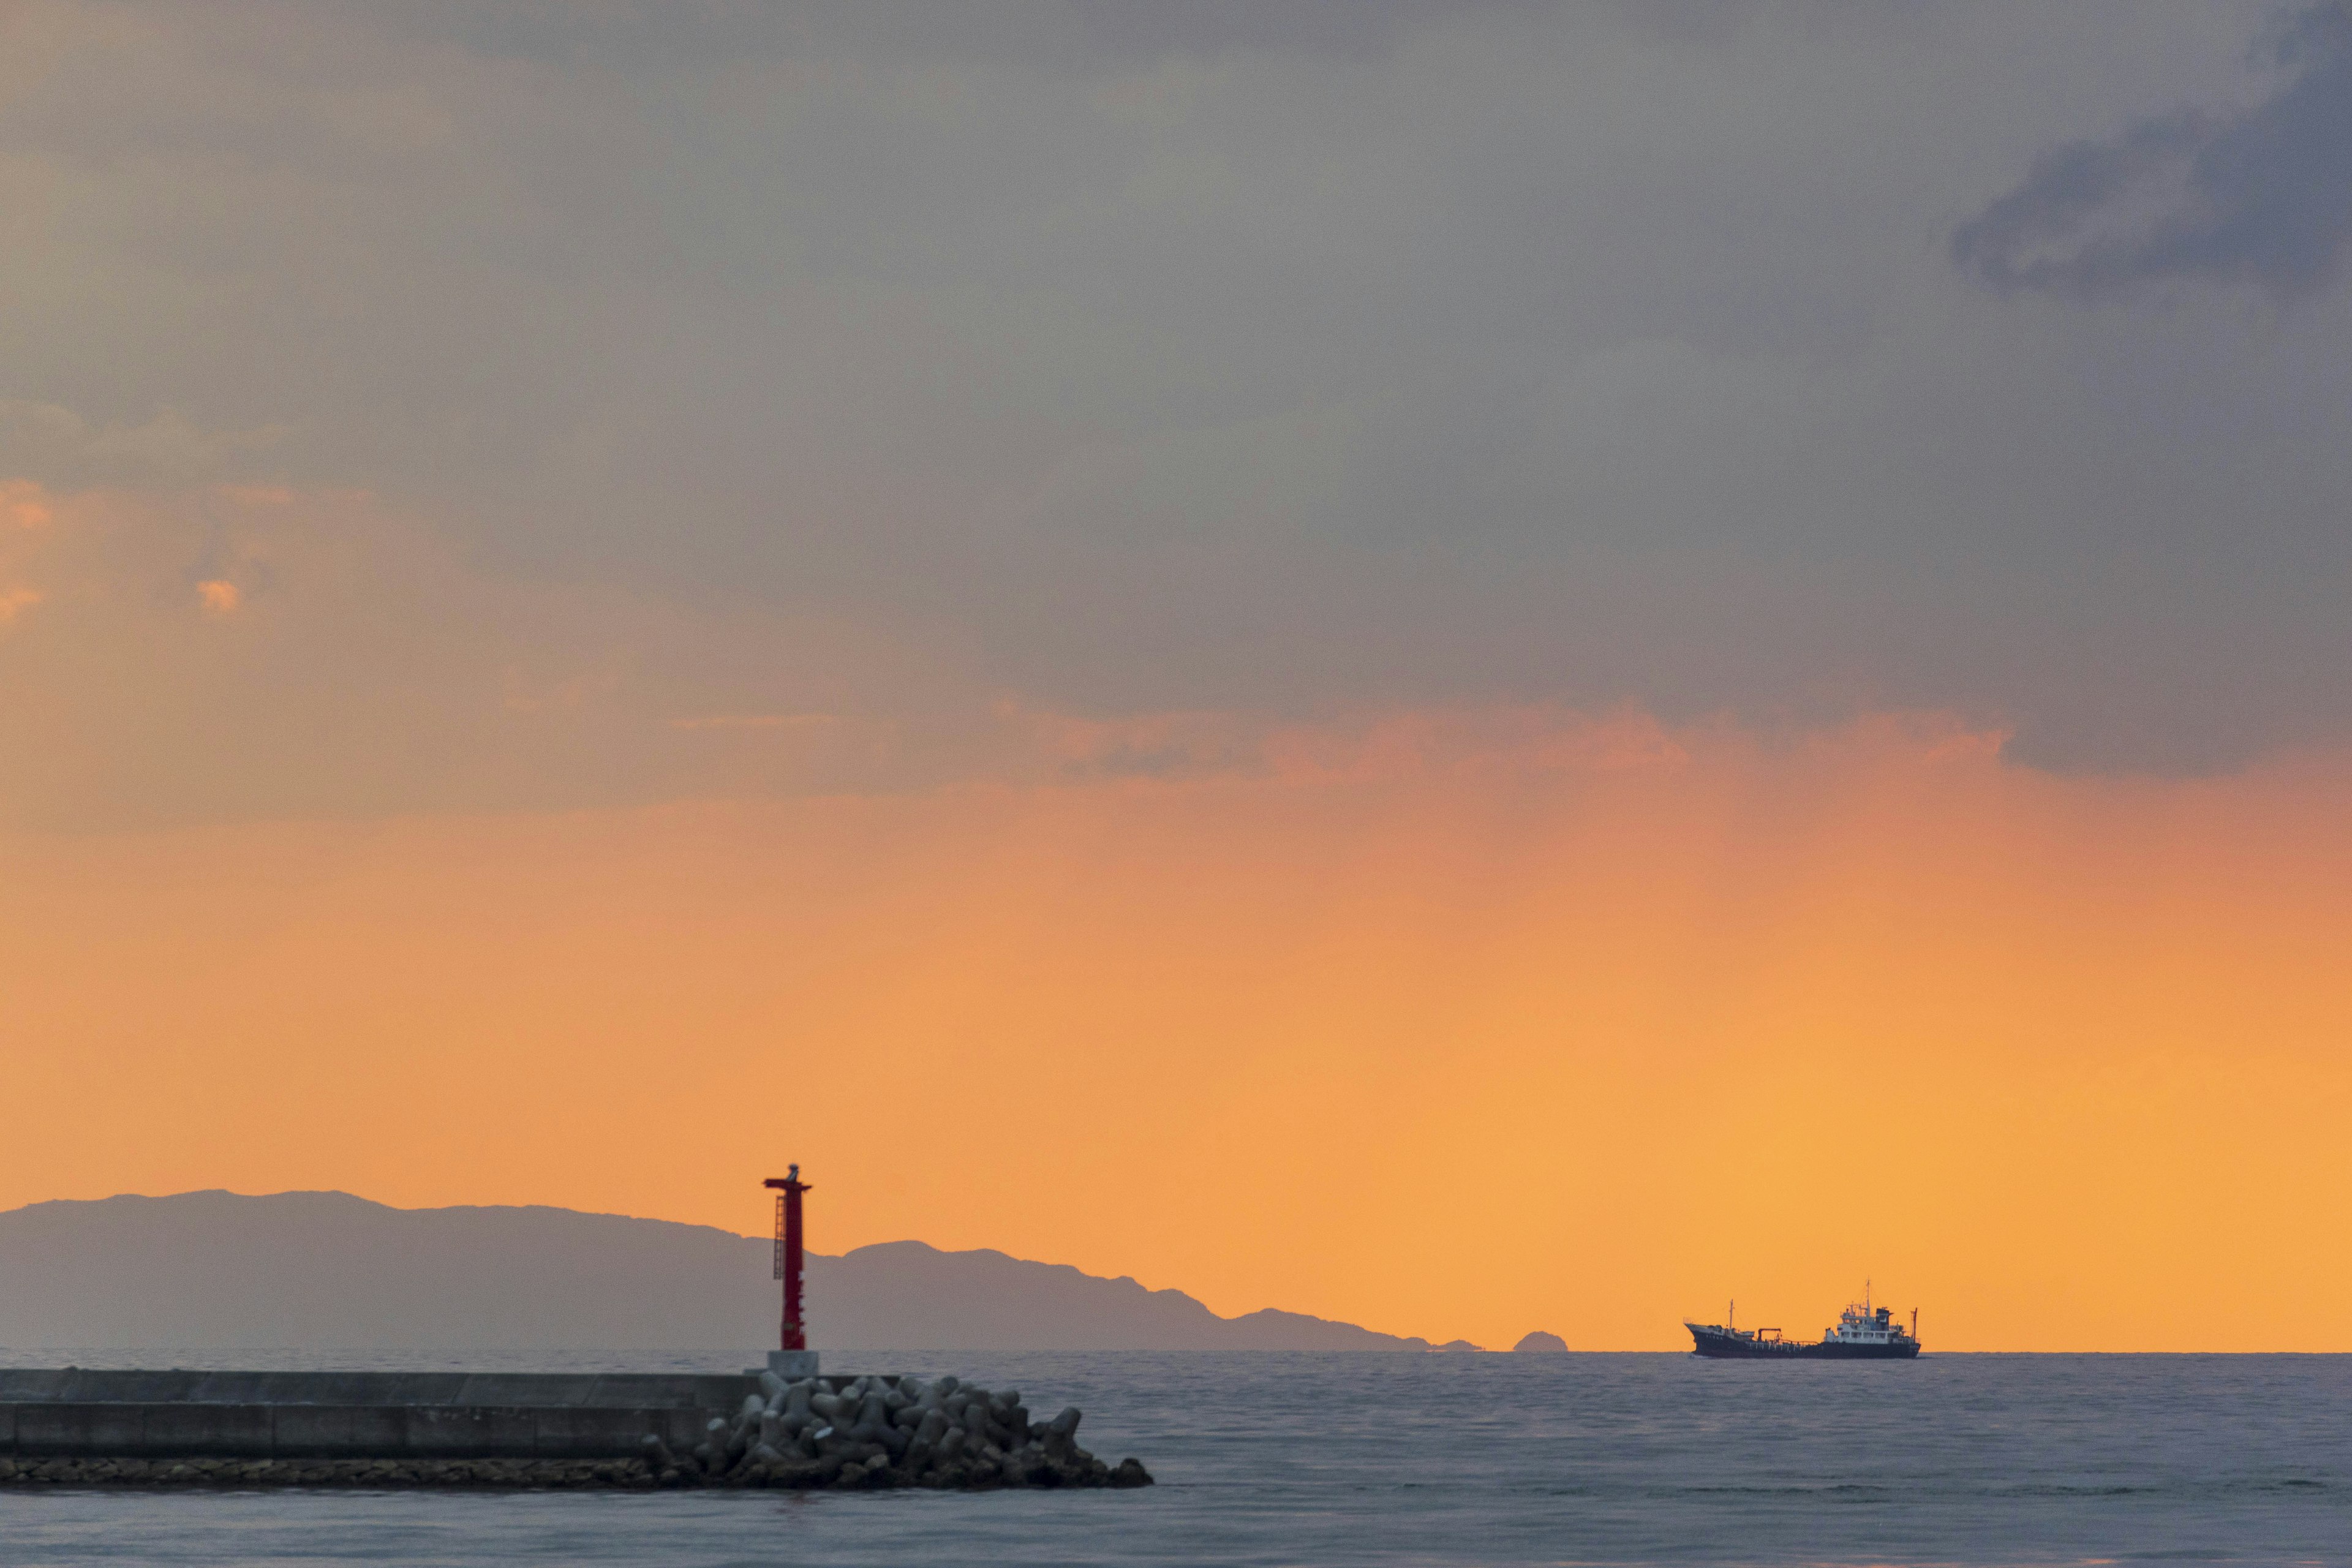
left=763, top=1166, right=818, bottom=1376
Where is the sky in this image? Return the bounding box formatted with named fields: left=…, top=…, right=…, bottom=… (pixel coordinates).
left=4, top=0, right=2352, bottom=1350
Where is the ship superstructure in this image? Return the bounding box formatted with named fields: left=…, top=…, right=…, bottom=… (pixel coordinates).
left=1685, top=1285, right=1920, bottom=1359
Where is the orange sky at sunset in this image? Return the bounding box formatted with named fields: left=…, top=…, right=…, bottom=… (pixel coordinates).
left=8, top=682, right=2350, bottom=1352
left=10, top=1, right=2352, bottom=1364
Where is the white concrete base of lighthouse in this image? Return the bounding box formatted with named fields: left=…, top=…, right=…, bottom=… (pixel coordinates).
left=764, top=1349, right=820, bottom=1378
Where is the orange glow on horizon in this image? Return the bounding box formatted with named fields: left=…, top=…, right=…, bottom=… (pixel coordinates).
left=5, top=709, right=2351, bottom=1350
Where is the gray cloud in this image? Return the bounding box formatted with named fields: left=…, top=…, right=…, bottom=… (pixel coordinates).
left=0, top=401, right=287, bottom=484
left=1954, top=2, right=2352, bottom=300
left=8, top=0, right=2352, bottom=822
left=344, top=0, right=1553, bottom=73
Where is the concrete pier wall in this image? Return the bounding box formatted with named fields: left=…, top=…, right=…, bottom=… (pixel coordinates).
left=0, top=1369, right=760, bottom=1408
left=0, top=1368, right=1153, bottom=1490
left=0, top=1369, right=764, bottom=1460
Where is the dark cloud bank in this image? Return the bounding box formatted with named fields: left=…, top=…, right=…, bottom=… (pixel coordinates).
left=1954, top=2, right=2352, bottom=300
left=4, top=1, right=2352, bottom=823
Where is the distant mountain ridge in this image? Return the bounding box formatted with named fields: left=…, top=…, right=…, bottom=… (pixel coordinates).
left=0, top=1190, right=1447, bottom=1351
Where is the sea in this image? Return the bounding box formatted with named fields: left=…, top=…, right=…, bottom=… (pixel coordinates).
left=2, top=1348, right=2346, bottom=1566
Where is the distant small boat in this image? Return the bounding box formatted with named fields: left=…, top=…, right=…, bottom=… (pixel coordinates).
left=1687, top=1286, right=1920, bottom=1359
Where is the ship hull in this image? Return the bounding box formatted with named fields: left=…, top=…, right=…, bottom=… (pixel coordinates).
left=1686, top=1324, right=1920, bottom=1359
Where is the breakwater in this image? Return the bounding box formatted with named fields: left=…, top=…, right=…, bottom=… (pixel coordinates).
left=0, top=1368, right=1150, bottom=1491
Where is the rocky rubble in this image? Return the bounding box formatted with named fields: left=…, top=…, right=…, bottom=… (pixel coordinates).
left=654, top=1371, right=1153, bottom=1490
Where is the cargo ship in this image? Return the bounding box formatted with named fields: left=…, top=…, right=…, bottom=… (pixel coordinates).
left=1686, top=1287, right=1920, bottom=1359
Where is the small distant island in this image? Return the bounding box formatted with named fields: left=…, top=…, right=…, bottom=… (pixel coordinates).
left=1512, top=1332, right=1568, bottom=1352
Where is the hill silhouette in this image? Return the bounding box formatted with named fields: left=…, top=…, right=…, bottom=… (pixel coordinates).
left=0, top=1190, right=1438, bottom=1351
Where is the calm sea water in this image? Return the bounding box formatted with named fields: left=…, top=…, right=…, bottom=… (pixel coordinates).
left=2, top=1348, right=2345, bottom=1566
